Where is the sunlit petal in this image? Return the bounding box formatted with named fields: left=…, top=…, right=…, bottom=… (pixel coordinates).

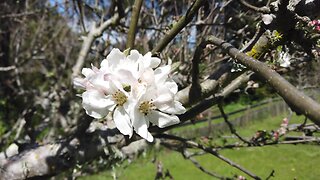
left=82, top=90, right=115, bottom=118
left=132, top=109, right=153, bottom=142
left=158, top=101, right=186, bottom=115
left=114, top=107, right=133, bottom=137
left=154, top=65, right=171, bottom=84
left=82, top=68, right=94, bottom=77
left=148, top=111, right=180, bottom=128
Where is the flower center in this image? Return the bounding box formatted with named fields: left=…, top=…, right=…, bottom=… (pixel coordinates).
left=139, top=101, right=155, bottom=115
left=112, top=90, right=127, bottom=106
left=122, top=84, right=131, bottom=92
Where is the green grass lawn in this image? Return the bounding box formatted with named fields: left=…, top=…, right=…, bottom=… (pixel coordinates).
left=80, top=112, right=320, bottom=180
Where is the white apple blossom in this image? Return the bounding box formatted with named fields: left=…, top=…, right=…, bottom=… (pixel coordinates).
left=278, top=51, right=291, bottom=68
left=128, top=67, right=186, bottom=142
left=74, top=48, right=185, bottom=142
left=262, top=14, right=275, bottom=25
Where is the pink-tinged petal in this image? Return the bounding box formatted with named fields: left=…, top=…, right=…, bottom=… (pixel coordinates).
left=114, top=107, right=133, bottom=137
left=116, top=69, right=138, bottom=85
left=140, top=68, right=155, bottom=85
left=132, top=109, right=153, bottom=142
left=158, top=101, right=186, bottom=115
left=89, top=73, right=108, bottom=91
left=73, top=77, right=86, bottom=89
left=154, top=65, right=171, bottom=84
left=82, top=68, right=94, bottom=77
left=148, top=111, right=180, bottom=128
left=82, top=90, right=115, bottom=118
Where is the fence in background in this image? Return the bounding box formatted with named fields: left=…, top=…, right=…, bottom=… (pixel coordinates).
left=174, top=98, right=290, bottom=138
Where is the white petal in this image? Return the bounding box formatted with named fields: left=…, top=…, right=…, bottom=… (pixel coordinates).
left=149, top=57, right=161, bottom=68
left=127, top=50, right=141, bottom=62
left=154, top=65, right=171, bottom=84
left=89, top=73, right=108, bottom=91
left=131, top=83, right=148, bottom=100
left=139, top=86, right=157, bottom=101
left=262, top=14, right=274, bottom=25
left=82, top=90, right=115, bottom=118
left=143, top=52, right=161, bottom=68
left=148, top=111, right=180, bottom=128
left=164, top=79, right=178, bottom=94
left=104, top=79, right=121, bottom=94
left=103, top=48, right=125, bottom=69
left=152, top=86, right=174, bottom=107
left=132, top=109, right=154, bottom=142
left=158, top=101, right=186, bottom=115
left=124, top=50, right=140, bottom=73
left=82, top=68, right=94, bottom=77
left=100, top=58, right=108, bottom=68
left=153, top=90, right=174, bottom=105
left=114, top=107, right=133, bottom=137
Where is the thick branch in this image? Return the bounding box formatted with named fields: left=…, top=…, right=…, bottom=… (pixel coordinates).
left=207, top=35, right=320, bottom=125
left=72, top=12, right=122, bottom=77
left=0, top=127, right=127, bottom=179
left=176, top=63, right=232, bottom=106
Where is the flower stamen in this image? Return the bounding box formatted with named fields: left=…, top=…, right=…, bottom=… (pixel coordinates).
left=139, top=101, right=155, bottom=115
left=112, top=90, right=127, bottom=106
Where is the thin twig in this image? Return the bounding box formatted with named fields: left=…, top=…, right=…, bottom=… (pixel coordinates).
left=266, top=170, right=275, bottom=180
left=182, top=150, right=226, bottom=179
left=240, top=23, right=265, bottom=52
left=218, top=102, right=252, bottom=145
left=151, top=0, right=205, bottom=54
left=157, top=134, right=261, bottom=180
left=239, top=0, right=270, bottom=13
left=0, top=66, right=16, bottom=71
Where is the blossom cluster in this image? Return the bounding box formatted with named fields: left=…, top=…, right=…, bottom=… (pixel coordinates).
left=74, top=49, right=186, bottom=142
left=308, top=19, right=320, bottom=31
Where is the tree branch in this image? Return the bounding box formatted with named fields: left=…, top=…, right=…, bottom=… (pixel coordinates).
left=157, top=134, right=261, bottom=180
left=126, top=0, right=143, bottom=49
left=72, top=10, right=125, bottom=77
left=151, top=0, right=205, bottom=54
left=182, top=150, right=226, bottom=179
left=218, top=102, right=251, bottom=145
left=239, top=0, right=270, bottom=13
left=206, top=35, right=320, bottom=126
